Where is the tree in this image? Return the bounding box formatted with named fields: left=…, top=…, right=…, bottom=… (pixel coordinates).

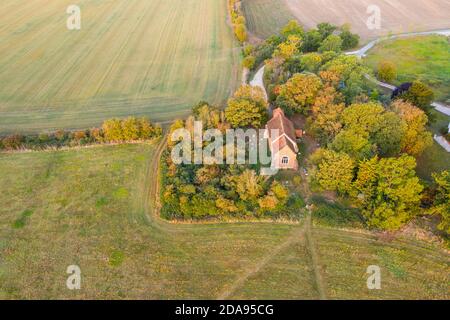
left=275, top=35, right=302, bottom=59
left=337, top=102, right=405, bottom=157
left=321, top=55, right=370, bottom=103
left=391, top=100, right=433, bottom=156
left=281, top=20, right=304, bottom=38
left=234, top=23, right=247, bottom=42
left=310, top=149, right=355, bottom=194
left=353, top=155, right=423, bottom=230
left=377, top=60, right=397, bottom=82
left=309, top=86, right=345, bottom=143
left=102, top=118, right=123, bottom=142
left=398, top=81, right=435, bottom=115
left=276, top=73, right=323, bottom=114
left=331, top=129, right=374, bottom=160
left=372, top=111, right=405, bottom=157
left=339, top=26, right=360, bottom=50
left=300, top=52, right=323, bottom=73
left=225, top=85, right=268, bottom=128
left=121, top=117, right=140, bottom=141
left=428, top=170, right=450, bottom=235
left=230, top=169, right=264, bottom=202
left=302, top=29, right=322, bottom=52
left=242, top=55, right=255, bottom=69
left=1, top=134, right=24, bottom=150
left=319, top=34, right=343, bottom=53
left=341, top=102, right=385, bottom=134
left=317, top=23, right=337, bottom=39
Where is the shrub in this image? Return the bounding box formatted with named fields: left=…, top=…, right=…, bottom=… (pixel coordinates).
left=2, top=134, right=24, bottom=150
left=377, top=60, right=397, bottom=82
left=242, top=55, right=256, bottom=69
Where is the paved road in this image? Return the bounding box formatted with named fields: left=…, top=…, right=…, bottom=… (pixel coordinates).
left=249, top=65, right=268, bottom=101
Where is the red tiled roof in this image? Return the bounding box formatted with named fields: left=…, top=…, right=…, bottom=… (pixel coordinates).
left=266, top=108, right=297, bottom=152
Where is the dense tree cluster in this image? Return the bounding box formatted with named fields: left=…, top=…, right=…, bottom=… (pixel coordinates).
left=247, top=20, right=359, bottom=71
left=0, top=117, right=161, bottom=151
left=240, top=22, right=440, bottom=232
left=309, top=98, right=433, bottom=230
left=161, top=104, right=303, bottom=220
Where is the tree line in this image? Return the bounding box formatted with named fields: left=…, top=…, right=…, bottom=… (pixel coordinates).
left=228, top=0, right=247, bottom=43
left=0, top=117, right=162, bottom=151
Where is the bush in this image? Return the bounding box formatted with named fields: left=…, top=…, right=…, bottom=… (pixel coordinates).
left=1, top=134, right=24, bottom=150
left=377, top=60, right=397, bottom=82
left=242, top=55, right=255, bottom=69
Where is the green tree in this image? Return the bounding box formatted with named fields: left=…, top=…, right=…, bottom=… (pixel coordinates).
left=353, top=155, right=424, bottom=230
left=391, top=100, right=433, bottom=156
left=331, top=129, right=374, bottom=160
left=281, top=20, right=304, bottom=38
left=234, top=23, right=247, bottom=43
left=300, top=52, right=323, bottom=73
left=102, top=119, right=123, bottom=142
left=339, top=27, right=360, bottom=50
left=317, top=23, right=337, bottom=39
left=311, top=149, right=355, bottom=194
left=242, top=55, right=255, bottom=69
left=321, top=55, right=370, bottom=103
left=377, top=60, right=397, bottom=82
left=230, top=169, right=264, bottom=202
left=319, top=34, right=343, bottom=53
left=276, top=73, right=323, bottom=114
left=225, top=85, right=268, bottom=128
left=302, top=29, right=323, bottom=52
left=428, top=170, right=450, bottom=235
left=398, top=81, right=435, bottom=115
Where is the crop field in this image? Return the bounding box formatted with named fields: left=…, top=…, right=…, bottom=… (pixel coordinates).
left=0, top=0, right=241, bottom=134
left=242, top=0, right=295, bottom=39
left=242, top=0, right=450, bottom=41
left=0, top=143, right=448, bottom=299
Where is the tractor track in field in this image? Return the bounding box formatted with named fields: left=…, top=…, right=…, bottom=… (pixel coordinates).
left=216, top=223, right=308, bottom=300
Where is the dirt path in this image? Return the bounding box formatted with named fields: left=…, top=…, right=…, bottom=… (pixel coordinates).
left=305, top=212, right=327, bottom=300
left=216, top=224, right=307, bottom=300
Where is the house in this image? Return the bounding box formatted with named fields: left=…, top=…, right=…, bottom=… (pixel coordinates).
left=265, top=108, right=300, bottom=170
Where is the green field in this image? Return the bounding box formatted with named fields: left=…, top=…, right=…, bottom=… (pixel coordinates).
left=0, top=143, right=448, bottom=299
left=365, top=35, right=450, bottom=101
left=416, top=108, right=450, bottom=181
left=242, top=0, right=294, bottom=39
left=0, top=0, right=241, bottom=134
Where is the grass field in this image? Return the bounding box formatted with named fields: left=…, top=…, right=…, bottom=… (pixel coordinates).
left=242, top=0, right=295, bottom=39
left=364, top=35, right=450, bottom=101
left=242, top=0, right=450, bottom=41
left=416, top=110, right=450, bottom=181
left=0, top=143, right=448, bottom=299
left=0, top=0, right=241, bottom=134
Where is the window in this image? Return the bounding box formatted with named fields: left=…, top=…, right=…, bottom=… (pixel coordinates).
left=281, top=156, right=289, bottom=164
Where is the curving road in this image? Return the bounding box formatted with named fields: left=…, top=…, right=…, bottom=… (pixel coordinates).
left=346, top=29, right=450, bottom=58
